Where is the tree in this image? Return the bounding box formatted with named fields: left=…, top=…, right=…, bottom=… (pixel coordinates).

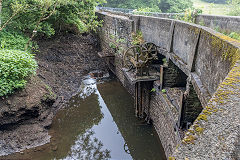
left=103, top=0, right=193, bottom=13
left=228, top=0, right=240, bottom=16
left=159, top=0, right=193, bottom=13
left=1, top=0, right=106, bottom=43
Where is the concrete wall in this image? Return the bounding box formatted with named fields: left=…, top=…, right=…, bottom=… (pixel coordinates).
left=96, top=11, right=240, bottom=159
left=134, top=16, right=172, bottom=50
left=196, top=14, right=240, bottom=33
left=99, top=7, right=240, bottom=34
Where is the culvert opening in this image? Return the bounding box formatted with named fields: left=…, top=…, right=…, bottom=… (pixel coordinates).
left=180, top=83, right=203, bottom=130
left=158, top=59, right=202, bottom=135
left=163, top=60, right=187, bottom=88
left=160, top=59, right=188, bottom=132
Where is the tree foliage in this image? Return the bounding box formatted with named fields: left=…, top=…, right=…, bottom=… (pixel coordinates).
left=103, top=0, right=193, bottom=13
left=0, top=0, right=106, bottom=96
left=1, top=0, right=106, bottom=37
left=228, top=0, right=240, bottom=16
left=159, top=0, right=193, bottom=13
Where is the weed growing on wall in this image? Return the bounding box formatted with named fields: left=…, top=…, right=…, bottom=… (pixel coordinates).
left=131, top=30, right=144, bottom=45
left=0, top=50, right=38, bottom=96
left=108, top=34, right=126, bottom=55
left=177, top=8, right=202, bottom=23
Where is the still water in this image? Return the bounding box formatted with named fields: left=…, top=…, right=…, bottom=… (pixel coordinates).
left=6, top=76, right=166, bottom=160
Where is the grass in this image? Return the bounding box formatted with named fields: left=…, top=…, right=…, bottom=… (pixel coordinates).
left=192, top=0, right=231, bottom=15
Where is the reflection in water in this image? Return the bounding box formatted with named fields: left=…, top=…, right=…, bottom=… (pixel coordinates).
left=64, top=130, right=110, bottom=160
left=4, top=76, right=166, bottom=160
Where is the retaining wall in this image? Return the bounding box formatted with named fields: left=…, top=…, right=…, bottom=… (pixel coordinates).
left=96, top=10, right=240, bottom=159
left=99, top=7, right=240, bottom=34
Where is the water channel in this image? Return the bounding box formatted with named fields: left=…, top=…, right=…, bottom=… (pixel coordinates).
left=5, top=76, right=166, bottom=160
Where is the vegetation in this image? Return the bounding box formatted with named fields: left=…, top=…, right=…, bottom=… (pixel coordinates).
left=177, top=8, right=202, bottom=23
left=0, top=0, right=106, bottom=96
left=192, top=0, right=231, bottom=15
left=0, top=50, right=37, bottom=96
left=228, top=0, right=240, bottom=16
left=1, top=0, right=106, bottom=43
left=103, top=0, right=193, bottom=13
left=0, top=29, right=34, bottom=51
left=159, top=0, right=193, bottom=13
left=131, top=30, right=144, bottom=45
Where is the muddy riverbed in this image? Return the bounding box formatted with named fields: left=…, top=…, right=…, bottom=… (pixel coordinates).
left=0, top=33, right=107, bottom=156
left=4, top=76, right=166, bottom=160
left=0, top=33, right=166, bottom=159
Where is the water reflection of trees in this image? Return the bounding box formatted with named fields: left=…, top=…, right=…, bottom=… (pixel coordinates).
left=46, top=81, right=110, bottom=159
left=65, top=130, right=111, bottom=160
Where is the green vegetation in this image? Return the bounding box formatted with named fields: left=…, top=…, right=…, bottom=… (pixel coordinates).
left=1, top=0, right=106, bottom=44
left=0, top=0, right=106, bottom=96
left=228, top=32, right=240, bottom=41
left=108, top=34, right=126, bottom=55
left=161, top=89, right=166, bottom=93
left=192, top=0, right=231, bottom=15
left=0, top=50, right=37, bottom=96
left=177, top=8, right=202, bottom=23
left=228, top=0, right=240, bottom=16
left=131, top=30, right=144, bottom=45
left=0, top=29, right=34, bottom=51
left=103, top=0, right=193, bottom=13
left=215, top=27, right=240, bottom=41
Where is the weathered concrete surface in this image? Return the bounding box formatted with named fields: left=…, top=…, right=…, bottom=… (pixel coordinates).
left=136, top=16, right=172, bottom=50
left=99, top=7, right=240, bottom=34
left=196, top=14, right=240, bottom=33
left=173, top=61, right=240, bottom=160
left=172, top=21, right=200, bottom=69
left=96, top=10, right=240, bottom=159
left=194, top=28, right=240, bottom=96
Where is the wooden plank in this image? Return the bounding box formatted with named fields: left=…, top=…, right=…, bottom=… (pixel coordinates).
left=97, top=51, right=115, bottom=58
left=135, top=82, right=138, bottom=117
left=159, top=65, right=164, bottom=90
left=122, top=68, right=159, bottom=84
left=177, top=92, right=183, bottom=128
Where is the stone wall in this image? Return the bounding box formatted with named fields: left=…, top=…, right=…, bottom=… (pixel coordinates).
left=96, top=10, right=240, bottom=159
left=96, top=12, right=135, bottom=95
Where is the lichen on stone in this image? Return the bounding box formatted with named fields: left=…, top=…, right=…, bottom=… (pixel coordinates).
left=197, top=114, right=208, bottom=121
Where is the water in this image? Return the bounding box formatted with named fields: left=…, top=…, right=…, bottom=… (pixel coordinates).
left=5, top=76, right=166, bottom=160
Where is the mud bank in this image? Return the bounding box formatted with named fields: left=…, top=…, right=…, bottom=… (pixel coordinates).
left=0, top=33, right=107, bottom=156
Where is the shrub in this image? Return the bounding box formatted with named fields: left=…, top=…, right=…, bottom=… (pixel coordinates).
left=0, top=29, right=33, bottom=51
left=0, top=50, right=38, bottom=96
left=228, top=32, right=240, bottom=41
left=228, top=0, right=240, bottom=16
left=1, top=0, right=106, bottom=37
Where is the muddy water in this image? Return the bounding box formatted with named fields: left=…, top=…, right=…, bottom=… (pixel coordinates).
left=5, top=76, right=166, bottom=160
